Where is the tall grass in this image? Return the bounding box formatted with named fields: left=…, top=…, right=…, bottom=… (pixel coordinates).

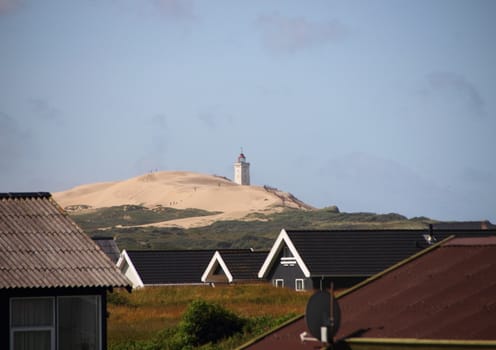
left=108, top=284, right=310, bottom=348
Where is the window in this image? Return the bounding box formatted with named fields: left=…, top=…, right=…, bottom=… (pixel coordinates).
left=10, top=298, right=55, bottom=350
left=58, top=296, right=101, bottom=350
left=283, top=246, right=292, bottom=258
left=11, top=296, right=101, bottom=350
left=295, top=279, right=305, bottom=291
left=273, top=279, right=284, bottom=288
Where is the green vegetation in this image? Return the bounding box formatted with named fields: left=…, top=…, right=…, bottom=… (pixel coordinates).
left=70, top=205, right=220, bottom=231
left=107, top=284, right=309, bottom=350
left=72, top=206, right=434, bottom=250
left=178, top=300, right=245, bottom=346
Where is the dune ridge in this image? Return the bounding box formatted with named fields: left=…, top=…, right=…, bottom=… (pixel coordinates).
left=53, top=171, right=313, bottom=228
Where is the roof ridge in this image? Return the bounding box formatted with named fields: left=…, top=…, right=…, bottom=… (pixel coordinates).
left=0, top=192, right=51, bottom=199
left=336, top=235, right=455, bottom=299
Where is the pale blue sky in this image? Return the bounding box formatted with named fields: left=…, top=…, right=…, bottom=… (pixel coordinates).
left=1, top=0, right=495, bottom=221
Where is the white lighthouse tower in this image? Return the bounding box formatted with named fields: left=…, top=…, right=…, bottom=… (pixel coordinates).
left=234, top=149, right=250, bottom=185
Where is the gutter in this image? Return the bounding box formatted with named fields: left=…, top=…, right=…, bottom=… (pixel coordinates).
left=346, top=337, right=496, bottom=349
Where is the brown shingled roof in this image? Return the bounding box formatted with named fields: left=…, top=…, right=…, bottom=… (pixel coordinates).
left=336, top=235, right=496, bottom=341
left=241, top=236, right=496, bottom=349
left=0, top=192, right=131, bottom=289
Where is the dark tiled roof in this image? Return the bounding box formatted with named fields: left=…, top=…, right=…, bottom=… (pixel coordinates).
left=0, top=192, right=130, bottom=289
left=241, top=236, right=496, bottom=349
left=219, top=250, right=268, bottom=281
left=93, top=236, right=121, bottom=263
left=126, top=249, right=236, bottom=284
left=432, top=220, right=496, bottom=230
left=286, top=229, right=495, bottom=276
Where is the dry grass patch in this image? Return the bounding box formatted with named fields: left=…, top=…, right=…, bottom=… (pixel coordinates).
left=108, top=284, right=309, bottom=345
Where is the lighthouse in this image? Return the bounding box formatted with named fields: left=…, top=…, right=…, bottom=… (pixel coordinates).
left=234, top=150, right=250, bottom=185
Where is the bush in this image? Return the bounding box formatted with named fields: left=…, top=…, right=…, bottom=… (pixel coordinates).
left=177, top=299, right=245, bottom=346
left=107, top=290, right=131, bottom=306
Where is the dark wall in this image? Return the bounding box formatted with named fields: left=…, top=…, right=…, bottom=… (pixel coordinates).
left=267, top=249, right=310, bottom=290
left=0, top=287, right=108, bottom=350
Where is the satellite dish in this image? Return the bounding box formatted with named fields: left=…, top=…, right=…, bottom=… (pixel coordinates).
left=305, top=290, right=341, bottom=343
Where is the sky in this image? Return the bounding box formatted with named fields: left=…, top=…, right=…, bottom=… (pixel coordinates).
left=1, top=0, right=495, bottom=222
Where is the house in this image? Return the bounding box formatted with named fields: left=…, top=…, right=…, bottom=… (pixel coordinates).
left=201, top=250, right=268, bottom=284
left=258, top=228, right=496, bottom=291
left=118, top=249, right=262, bottom=288
left=93, top=236, right=121, bottom=263
left=240, top=235, right=496, bottom=350
left=431, top=220, right=496, bottom=230
left=0, top=192, right=131, bottom=350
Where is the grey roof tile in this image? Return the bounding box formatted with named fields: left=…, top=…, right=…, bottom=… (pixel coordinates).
left=0, top=192, right=130, bottom=289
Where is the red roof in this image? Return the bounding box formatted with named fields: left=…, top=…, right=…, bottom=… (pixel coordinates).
left=241, top=236, right=496, bottom=349
left=336, top=236, right=496, bottom=340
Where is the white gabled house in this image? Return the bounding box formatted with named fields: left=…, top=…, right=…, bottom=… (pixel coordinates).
left=201, top=249, right=267, bottom=284
left=257, top=228, right=484, bottom=291
left=201, top=251, right=234, bottom=283
left=117, top=249, right=145, bottom=288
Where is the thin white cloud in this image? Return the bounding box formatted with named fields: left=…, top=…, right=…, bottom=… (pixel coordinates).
left=151, top=0, right=195, bottom=20
left=0, top=0, right=22, bottom=14
left=0, top=112, right=31, bottom=172
left=318, top=152, right=463, bottom=219
left=28, top=98, right=63, bottom=125
left=134, top=114, right=169, bottom=172
left=196, top=106, right=234, bottom=130
left=427, top=71, right=486, bottom=118
left=256, top=12, right=346, bottom=54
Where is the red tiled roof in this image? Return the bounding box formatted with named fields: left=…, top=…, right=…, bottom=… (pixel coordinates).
left=336, top=236, right=496, bottom=341
left=0, top=193, right=131, bottom=289
left=241, top=236, right=496, bottom=349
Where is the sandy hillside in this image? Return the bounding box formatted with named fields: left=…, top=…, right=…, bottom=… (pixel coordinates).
left=53, top=171, right=313, bottom=228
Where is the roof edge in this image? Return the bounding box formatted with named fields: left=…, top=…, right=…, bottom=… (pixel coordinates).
left=336, top=235, right=455, bottom=299
left=0, top=192, right=51, bottom=199
left=346, top=337, right=496, bottom=347
left=258, top=229, right=311, bottom=278
left=235, top=314, right=304, bottom=350
left=201, top=251, right=234, bottom=283
left=117, top=250, right=144, bottom=288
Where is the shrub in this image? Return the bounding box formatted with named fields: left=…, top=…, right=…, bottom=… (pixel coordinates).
left=107, top=290, right=131, bottom=306
left=177, top=299, right=245, bottom=346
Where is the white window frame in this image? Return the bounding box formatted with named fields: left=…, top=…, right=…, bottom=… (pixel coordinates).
left=273, top=279, right=284, bottom=288
left=295, top=279, right=305, bottom=291
left=10, top=295, right=102, bottom=350
left=10, top=297, right=56, bottom=350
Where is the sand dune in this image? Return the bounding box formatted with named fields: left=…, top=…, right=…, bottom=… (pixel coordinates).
left=53, top=171, right=313, bottom=228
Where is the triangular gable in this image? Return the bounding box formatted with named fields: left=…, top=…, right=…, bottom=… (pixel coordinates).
left=117, top=249, right=145, bottom=288
left=258, top=229, right=310, bottom=278
left=201, top=251, right=234, bottom=283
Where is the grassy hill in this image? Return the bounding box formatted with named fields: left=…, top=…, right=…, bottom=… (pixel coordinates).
left=70, top=206, right=434, bottom=250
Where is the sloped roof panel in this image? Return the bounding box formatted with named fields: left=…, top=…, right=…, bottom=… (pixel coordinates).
left=335, top=237, right=496, bottom=340
left=220, top=251, right=268, bottom=281
left=286, top=229, right=496, bottom=276
left=0, top=193, right=130, bottom=289
left=127, top=249, right=218, bottom=284
left=127, top=249, right=259, bottom=285
left=241, top=236, right=496, bottom=349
